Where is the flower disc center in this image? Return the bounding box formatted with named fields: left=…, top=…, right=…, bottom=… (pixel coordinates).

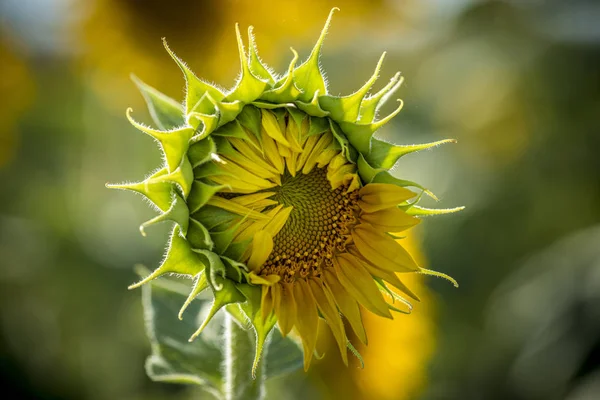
left=260, top=167, right=360, bottom=282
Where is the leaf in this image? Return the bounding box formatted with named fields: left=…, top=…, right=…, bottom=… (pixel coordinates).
left=265, top=328, right=304, bottom=378
left=142, top=277, right=224, bottom=396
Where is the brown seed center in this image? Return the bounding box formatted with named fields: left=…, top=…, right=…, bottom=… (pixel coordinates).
left=260, top=167, right=360, bottom=282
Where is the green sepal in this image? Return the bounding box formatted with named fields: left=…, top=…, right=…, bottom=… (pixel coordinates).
left=252, top=101, right=293, bottom=110
left=308, top=116, right=330, bottom=137
left=367, top=138, right=457, bottom=170
left=213, top=120, right=249, bottom=140
left=126, top=108, right=194, bottom=173
left=319, top=52, right=386, bottom=122
left=236, top=105, right=262, bottom=137
left=235, top=284, right=278, bottom=378
left=192, top=205, right=238, bottom=230
left=187, top=137, right=216, bottom=168
left=188, top=113, right=219, bottom=143
left=147, top=156, right=194, bottom=199
left=139, top=193, right=190, bottom=236
left=338, top=99, right=403, bottom=155
left=247, top=26, right=276, bottom=84
left=178, top=271, right=209, bottom=319
left=261, top=48, right=301, bottom=103
left=211, top=217, right=248, bottom=255
left=221, top=256, right=248, bottom=283
left=140, top=272, right=223, bottom=393
left=131, top=74, right=184, bottom=130
left=293, top=8, right=337, bottom=102
left=214, top=100, right=245, bottom=127
left=223, top=240, right=252, bottom=262
left=287, top=107, right=307, bottom=130
left=404, top=205, right=465, bottom=216
left=186, top=218, right=214, bottom=250
left=188, top=180, right=224, bottom=214
left=188, top=91, right=218, bottom=117
left=189, top=250, right=246, bottom=341
left=358, top=72, right=403, bottom=124
left=225, top=24, right=269, bottom=104
left=346, top=341, right=365, bottom=369
left=329, top=120, right=357, bottom=162
left=129, top=226, right=206, bottom=289
left=106, top=168, right=173, bottom=212
left=374, top=277, right=412, bottom=314
left=295, top=90, right=330, bottom=117
left=193, top=161, right=229, bottom=180
left=188, top=278, right=245, bottom=341
left=163, top=39, right=225, bottom=114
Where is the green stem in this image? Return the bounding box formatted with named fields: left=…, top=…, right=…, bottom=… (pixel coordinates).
left=224, top=313, right=265, bottom=400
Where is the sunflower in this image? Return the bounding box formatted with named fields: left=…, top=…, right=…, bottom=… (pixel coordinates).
left=109, top=8, right=461, bottom=373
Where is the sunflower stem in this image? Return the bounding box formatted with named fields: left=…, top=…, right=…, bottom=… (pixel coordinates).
left=224, top=312, right=265, bottom=400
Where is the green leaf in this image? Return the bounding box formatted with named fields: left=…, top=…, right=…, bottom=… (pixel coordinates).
left=142, top=276, right=223, bottom=396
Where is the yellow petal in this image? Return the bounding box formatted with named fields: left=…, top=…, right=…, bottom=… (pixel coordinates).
left=308, top=279, right=348, bottom=365
left=302, top=132, right=333, bottom=175
left=323, top=269, right=367, bottom=344
left=229, top=138, right=280, bottom=175
left=207, top=197, right=270, bottom=220
left=352, top=223, right=419, bottom=272
left=360, top=206, right=421, bottom=232
left=293, top=279, right=319, bottom=370
left=260, top=128, right=285, bottom=174
left=328, top=164, right=356, bottom=190
left=222, top=152, right=279, bottom=182
left=234, top=205, right=284, bottom=243
left=275, top=282, right=297, bottom=337
left=334, top=254, right=392, bottom=318
left=262, top=110, right=292, bottom=147
left=230, top=192, right=276, bottom=206
left=261, top=285, right=274, bottom=321
left=264, top=206, right=293, bottom=238
left=209, top=175, right=266, bottom=194
left=315, top=148, right=338, bottom=168
left=247, top=230, right=273, bottom=271
left=248, top=272, right=280, bottom=286
left=358, top=183, right=417, bottom=212
left=355, top=253, right=420, bottom=302
left=296, top=135, right=319, bottom=172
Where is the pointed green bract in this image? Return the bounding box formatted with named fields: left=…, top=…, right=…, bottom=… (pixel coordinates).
left=129, top=226, right=205, bottom=290
left=319, top=52, right=387, bottom=122
left=131, top=74, right=184, bottom=130
left=293, top=8, right=338, bottom=102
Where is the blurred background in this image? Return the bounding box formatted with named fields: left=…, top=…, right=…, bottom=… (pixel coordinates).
left=1, top=0, right=599, bottom=399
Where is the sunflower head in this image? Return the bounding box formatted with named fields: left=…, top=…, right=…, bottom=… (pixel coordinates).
left=108, top=8, right=462, bottom=374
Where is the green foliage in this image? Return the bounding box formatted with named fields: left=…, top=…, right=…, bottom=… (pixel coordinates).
left=142, top=272, right=303, bottom=399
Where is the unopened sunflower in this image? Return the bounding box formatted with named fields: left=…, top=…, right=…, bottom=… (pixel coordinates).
left=109, top=9, right=462, bottom=373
